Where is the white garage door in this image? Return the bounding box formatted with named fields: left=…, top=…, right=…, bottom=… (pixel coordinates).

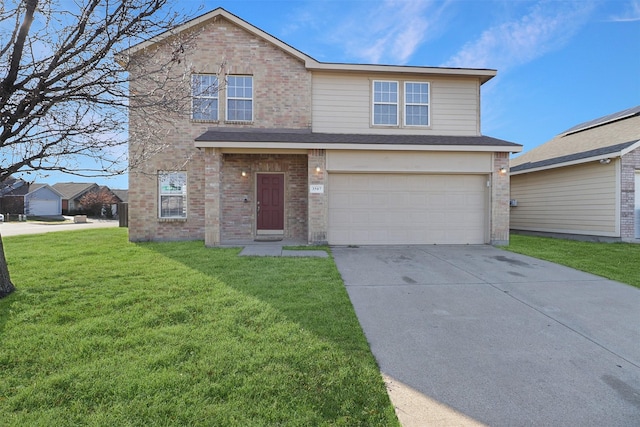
left=28, top=199, right=59, bottom=216
left=328, top=173, right=487, bottom=245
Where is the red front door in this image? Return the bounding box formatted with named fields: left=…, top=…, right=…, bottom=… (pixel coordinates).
left=257, top=174, right=284, bottom=231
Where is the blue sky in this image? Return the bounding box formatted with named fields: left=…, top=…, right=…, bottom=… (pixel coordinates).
left=38, top=0, right=640, bottom=189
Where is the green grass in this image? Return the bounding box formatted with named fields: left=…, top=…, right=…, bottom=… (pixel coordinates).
left=0, top=229, right=399, bottom=426
left=503, top=234, right=640, bottom=289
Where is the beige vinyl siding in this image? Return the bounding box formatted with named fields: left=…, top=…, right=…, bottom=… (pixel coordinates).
left=510, top=161, right=619, bottom=236
left=326, top=150, right=492, bottom=173
left=312, top=72, right=479, bottom=135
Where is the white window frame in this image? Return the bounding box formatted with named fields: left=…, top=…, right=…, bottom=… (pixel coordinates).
left=158, top=171, right=187, bottom=219
left=226, top=75, right=253, bottom=122
left=404, top=82, right=430, bottom=127
left=372, top=80, right=399, bottom=126
left=191, top=74, right=219, bottom=121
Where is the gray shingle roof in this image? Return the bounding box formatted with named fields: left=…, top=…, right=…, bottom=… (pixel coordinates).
left=0, top=177, right=27, bottom=196
left=562, top=105, right=640, bottom=136
left=511, top=107, right=640, bottom=170
left=111, top=189, right=128, bottom=203
left=195, top=128, right=520, bottom=148
left=51, top=182, right=99, bottom=200
left=511, top=140, right=637, bottom=172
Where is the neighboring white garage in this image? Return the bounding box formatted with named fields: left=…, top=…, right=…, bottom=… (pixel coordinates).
left=28, top=199, right=59, bottom=215
left=25, top=184, right=63, bottom=216
left=328, top=173, right=488, bottom=245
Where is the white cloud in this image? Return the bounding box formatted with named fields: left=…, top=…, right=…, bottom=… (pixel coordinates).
left=444, top=1, right=595, bottom=71
left=608, top=0, right=640, bottom=22
left=334, top=0, right=450, bottom=64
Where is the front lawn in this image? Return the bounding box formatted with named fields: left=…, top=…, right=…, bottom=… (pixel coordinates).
left=0, top=229, right=399, bottom=426
left=504, top=234, right=640, bottom=289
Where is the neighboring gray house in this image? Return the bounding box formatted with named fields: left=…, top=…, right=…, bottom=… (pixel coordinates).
left=0, top=178, right=62, bottom=216
left=510, top=106, right=640, bottom=242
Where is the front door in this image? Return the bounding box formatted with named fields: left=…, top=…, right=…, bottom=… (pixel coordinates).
left=257, top=173, right=284, bottom=233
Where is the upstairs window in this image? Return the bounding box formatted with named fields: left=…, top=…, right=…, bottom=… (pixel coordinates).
left=158, top=171, right=187, bottom=219
left=404, top=82, right=430, bottom=126
left=372, top=80, right=398, bottom=126
left=226, top=76, right=253, bottom=122
left=192, top=74, right=219, bottom=121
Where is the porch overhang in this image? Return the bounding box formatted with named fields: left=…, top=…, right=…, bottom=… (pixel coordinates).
left=194, top=128, right=522, bottom=153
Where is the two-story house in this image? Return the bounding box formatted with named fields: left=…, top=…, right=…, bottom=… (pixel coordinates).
left=124, top=8, right=521, bottom=246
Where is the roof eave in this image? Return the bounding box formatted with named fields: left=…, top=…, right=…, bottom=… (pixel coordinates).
left=510, top=153, right=621, bottom=175
left=306, top=62, right=497, bottom=83
left=510, top=139, right=640, bottom=175
left=194, top=140, right=519, bottom=153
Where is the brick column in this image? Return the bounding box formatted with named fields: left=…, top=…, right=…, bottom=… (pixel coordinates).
left=620, top=148, right=639, bottom=241
left=308, top=149, right=328, bottom=244
left=491, top=152, right=510, bottom=245
left=204, top=148, right=222, bottom=247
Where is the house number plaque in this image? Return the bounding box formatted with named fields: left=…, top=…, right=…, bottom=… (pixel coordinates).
left=310, top=185, right=324, bottom=194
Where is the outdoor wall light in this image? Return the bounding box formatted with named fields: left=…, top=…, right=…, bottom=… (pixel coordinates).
left=599, top=158, right=611, bottom=164
left=315, top=166, right=321, bottom=173
left=241, top=171, right=247, bottom=177
left=499, top=167, right=507, bottom=174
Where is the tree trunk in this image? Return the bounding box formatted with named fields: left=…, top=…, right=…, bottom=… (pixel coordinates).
left=0, top=234, right=15, bottom=298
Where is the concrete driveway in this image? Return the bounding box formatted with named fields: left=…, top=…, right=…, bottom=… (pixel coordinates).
left=332, top=245, right=640, bottom=427
left=0, top=218, right=118, bottom=237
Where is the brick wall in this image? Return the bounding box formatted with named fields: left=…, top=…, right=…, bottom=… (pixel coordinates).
left=492, top=152, right=510, bottom=245
left=128, top=16, right=312, bottom=242
left=308, top=149, right=328, bottom=244
left=620, top=147, right=639, bottom=240
left=220, top=154, right=307, bottom=241
left=204, top=148, right=222, bottom=246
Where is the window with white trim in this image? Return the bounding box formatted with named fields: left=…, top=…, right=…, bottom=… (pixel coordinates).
left=404, top=82, right=429, bottom=126
left=226, top=75, right=253, bottom=122
left=192, top=74, right=219, bottom=121
left=372, top=80, right=398, bottom=126
left=158, top=172, right=187, bottom=218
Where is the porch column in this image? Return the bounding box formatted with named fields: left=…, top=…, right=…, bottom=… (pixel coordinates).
left=204, top=147, right=222, bottom=246
left=308, top=149, right=328, bottom=244
left=491, top=152, right=510, bottom=245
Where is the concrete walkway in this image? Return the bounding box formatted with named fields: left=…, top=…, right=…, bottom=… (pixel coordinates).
left=332, top=245, right=640, bottom=427
left=236, top=241, right=328, bottom=257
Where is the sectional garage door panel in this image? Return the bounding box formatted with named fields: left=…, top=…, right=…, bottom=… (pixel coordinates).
left=28, top=199, right=60, bottom=216
left=328, top=174, right=487, bottom=245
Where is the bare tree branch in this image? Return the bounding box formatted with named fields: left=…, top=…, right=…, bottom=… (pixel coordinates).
left=0, top=0, right=205, bottom=296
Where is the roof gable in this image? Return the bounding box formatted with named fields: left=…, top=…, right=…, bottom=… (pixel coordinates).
left=123, top=7, right=497, bottom=84
left=27, top=184, right=63, bottom=198
left=124, top=8, right=314, bottom=65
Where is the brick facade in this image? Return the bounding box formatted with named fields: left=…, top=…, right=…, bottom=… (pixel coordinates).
left=308, top=150, right=328, bottom=244
left=128, top=16, right=312, bottom=242
left=220, top=154, right=307, bottom=241
left=492, top=152, right=511, bottom=245
left=620, top=147, right=639, bottom=241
